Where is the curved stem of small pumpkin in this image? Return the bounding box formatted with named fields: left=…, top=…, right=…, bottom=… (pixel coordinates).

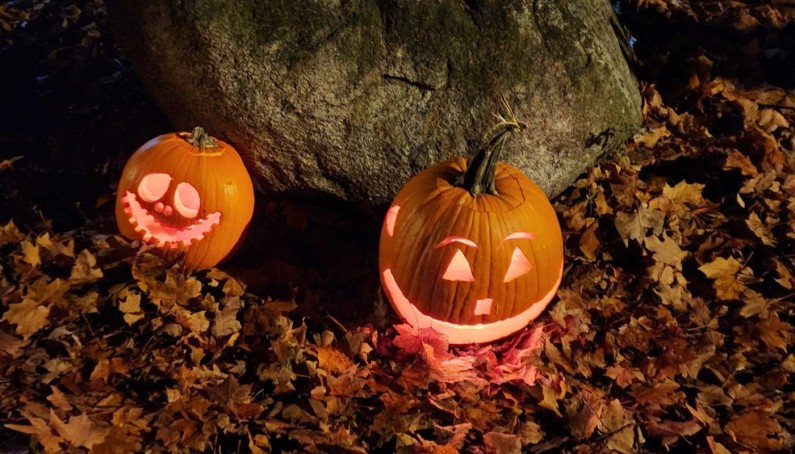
left=456, top=103, right=526, bottom=196
left=183, top=126, right=219, bottom=149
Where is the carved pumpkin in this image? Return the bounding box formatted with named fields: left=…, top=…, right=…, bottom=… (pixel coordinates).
left=115, top=127, right=255, bottom=270
left=379, top=108, right=563, bottom=344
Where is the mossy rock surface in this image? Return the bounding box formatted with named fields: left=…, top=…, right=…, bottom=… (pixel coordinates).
left=108, top=0, right=642, bottom=203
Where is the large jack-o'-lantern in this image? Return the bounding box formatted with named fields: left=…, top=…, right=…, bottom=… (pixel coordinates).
left=115, top=127, right=255, bottom=270
left=379, top=107, right=563, bottom=344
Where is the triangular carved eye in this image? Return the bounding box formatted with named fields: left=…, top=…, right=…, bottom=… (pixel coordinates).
left=504, top=247, right=532, bottom=282
left=442, top=249, right=475, bottom=282
left=137, top=173, right=172, bottom=203
left=174, top=182, right=201, bottom=218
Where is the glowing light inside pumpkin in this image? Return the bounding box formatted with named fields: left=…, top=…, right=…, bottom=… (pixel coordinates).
left=474, top=298, right=493, bottom=315
left=137, top=172, right=172, bottom=202
left=122, top=173, right=222, bottom=248
left=385, top=205, right=400, bottom=237
left=435, top=236, right=478, bottom=249
left=503, top=247, right=532, bottom=282
left=442, top=249, right=475, bottom=282
left=174, top=182, right=200, bottom=218
left=382, top=266, right=562, bottom=344
left=503, top=231, right=537, bottom=242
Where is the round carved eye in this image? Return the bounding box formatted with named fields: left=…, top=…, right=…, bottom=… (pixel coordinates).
left=173, top=182, right=201, bottom=218
left=442, top=249, right=475, bottom=282
left=503, top=247, right=532, bottom=283
left=137, top=173, right=172, bottom=203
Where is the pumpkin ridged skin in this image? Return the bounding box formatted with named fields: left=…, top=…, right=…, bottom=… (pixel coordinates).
left=115, top=129, right=255, bottom=270
left=379, top=156, right=563, bottom=344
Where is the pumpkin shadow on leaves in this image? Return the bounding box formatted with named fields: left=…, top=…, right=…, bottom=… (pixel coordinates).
left=222, top=190, right=390, bottom=332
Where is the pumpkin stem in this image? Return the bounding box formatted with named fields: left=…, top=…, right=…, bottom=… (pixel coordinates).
left=183, top=126, right=219, bottom=149
left=456, top=99, right=526, bottom=196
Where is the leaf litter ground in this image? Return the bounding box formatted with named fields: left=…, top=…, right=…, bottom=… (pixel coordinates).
left=0, top=1, right=793, bottom=452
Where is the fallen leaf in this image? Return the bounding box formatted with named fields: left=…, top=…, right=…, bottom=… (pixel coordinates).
left=69, top=249, right=103, bottom=284
left=724, top=410, right=787, bottom=451
left=745, top=212, right=777, bottom=246
left=699, top=256, right=751, bottom=300
left=2, top=298, right=50, bottom=340
left=49, top=411, right=110, bottom=450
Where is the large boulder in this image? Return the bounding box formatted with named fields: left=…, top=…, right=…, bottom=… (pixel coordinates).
left=107, top=0, right=641, bottom=203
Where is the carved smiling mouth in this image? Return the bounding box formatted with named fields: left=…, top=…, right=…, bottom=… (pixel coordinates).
left=122, top=191, right=221, bottom=248
left=382, top=267, right=560, bottom=345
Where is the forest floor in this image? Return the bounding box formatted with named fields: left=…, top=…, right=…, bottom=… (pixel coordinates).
left=0, top=1, right=793, bottom=452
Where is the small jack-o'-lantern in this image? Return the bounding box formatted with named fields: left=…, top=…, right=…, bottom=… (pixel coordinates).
left=115, top=127, right=255, bottom=270
left=379, top=106, right=563, bottom=344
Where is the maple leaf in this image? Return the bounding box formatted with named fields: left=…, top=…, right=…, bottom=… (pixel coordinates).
left=0, top=329, right=23, bottom=357
left=723, top=150, right=758, bottom=176
left=745, top=212, right=777, bottom=246
left=69, top=249, right=103, bottom=284
left=118, top=288, right=144, bottom=325
left=0, top=220, right=24, bottom=246
left=644, top=233, right=688, bottom=270
left=699, top=256, right=754, bottom=300
left=2, top=298, right=50, bottom=340
left=90, top=357, right=131, bottom=383
left=605, top=364, right=645, bottom=388
left=649, top=181, right=708, bottom=217
left=20, top=239, right=41, bottom=267
left=774, top=260, right=794, bottom=289
left=483, top=432, right=521, bottom=453
left=758, top=313, right=792, bottom=352
left=49, top=411, right=109, bottom=450
left=313, top=345, right=355, bottom=373
left=598, top=400, right=636, bottom=454
left=211, top=296, right=242, bottom=338
left=614, top=207, right=665, bottom=245
left=633, top=126, right=671, bottom=148
left=724, top=410, right=788, bottom=451
left=5, top=410, right=62, bottom=453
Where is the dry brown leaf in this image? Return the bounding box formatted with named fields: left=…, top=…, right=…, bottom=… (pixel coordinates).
left=2, top=298, right=50, bottom=340
left=605, top=364, right=645, bottom=388
left=0, top=220, right=24, bottom=246
left=724, top=150, right=759, bottom=176
left=5, top=410, right=63, bottom=453
left=20, top=239, right=40, bottom=268
left=69, top=249, right=103, bottom=285
left=633, top=126, right=671, bottom=148
left=90, top=357, right=131, bottom=383
left=745, top=212, right=777, bottom=246
left=579, top=220, right=600, bottom=261
left=724, top=410, right=788, bottom=451
left=313, top=345, right=355, bottom=373
left=644, top=234, right=688, bottom=270
left=49, top=411, right=110, bottom=451
left=774, top=260, right=794, bottom=289
left=614, top=207, right=665, bottom=245
left=0, top=329, right=24, bottom=357
left=118, top=289, right=144, bottom=325
left=483, top=432, right=521, bottom=454
left=698, top=256, right=751, bottom=300
left=758, top=313, right=792, bottom=352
